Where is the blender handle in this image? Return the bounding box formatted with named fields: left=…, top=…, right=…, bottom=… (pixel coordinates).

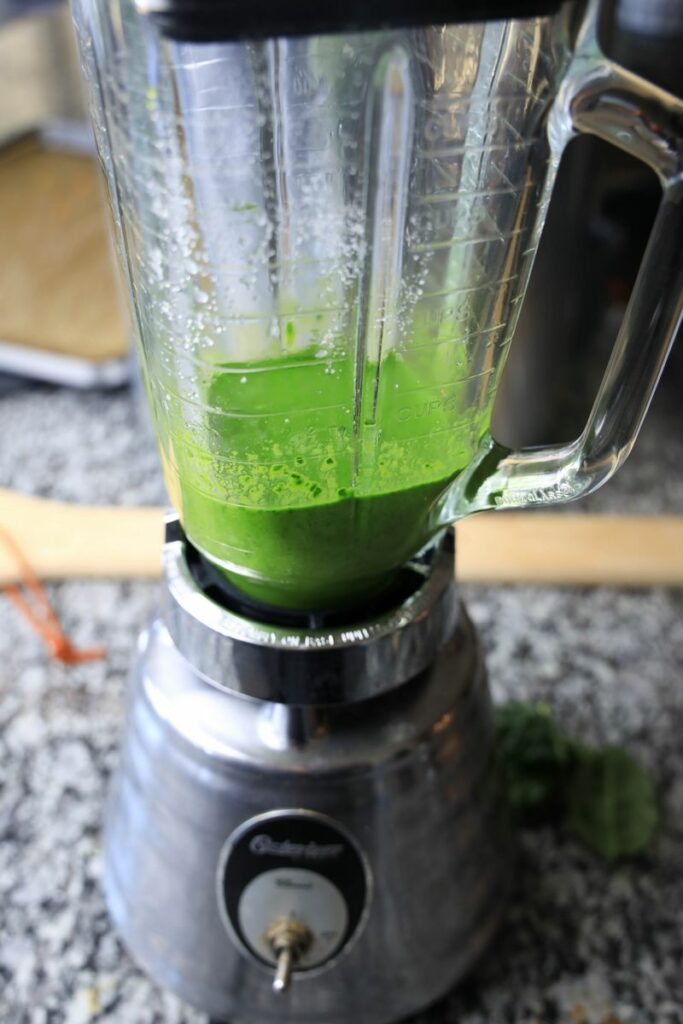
left=456, top=6, right=683, bottom=517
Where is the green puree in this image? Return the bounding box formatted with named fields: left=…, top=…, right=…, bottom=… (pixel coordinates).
left=169, top=346, right=487, bottom=610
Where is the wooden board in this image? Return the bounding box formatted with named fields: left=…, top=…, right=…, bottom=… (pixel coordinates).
left=0, top=135, right=128, bottom=362
left=0, top=489, right=163, bottom=584
left=456, top=513, right=683, bottom=587
left=0, top=488, right=682, bottom=588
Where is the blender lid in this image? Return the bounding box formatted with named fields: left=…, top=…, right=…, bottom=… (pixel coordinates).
left=136, top=0, right=569, bottom=41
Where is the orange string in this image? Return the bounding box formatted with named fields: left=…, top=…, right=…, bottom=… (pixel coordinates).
left=0, top=526, right=105, bottom=664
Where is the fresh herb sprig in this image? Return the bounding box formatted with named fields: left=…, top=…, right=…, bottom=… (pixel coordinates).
left=495, top=702, right=658, bottom=861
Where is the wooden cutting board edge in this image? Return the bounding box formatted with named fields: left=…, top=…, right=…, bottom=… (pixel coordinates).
left=0, top=488, right=682, bottom=587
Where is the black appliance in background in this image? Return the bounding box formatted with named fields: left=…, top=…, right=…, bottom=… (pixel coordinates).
left=494, top=0, right=683, bottom=450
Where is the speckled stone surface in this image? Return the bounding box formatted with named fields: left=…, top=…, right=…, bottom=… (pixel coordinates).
left=1, top=377, right=682, bottom=1024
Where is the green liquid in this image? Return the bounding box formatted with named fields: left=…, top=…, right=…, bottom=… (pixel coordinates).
left=165, top=346, right=489, bottom=609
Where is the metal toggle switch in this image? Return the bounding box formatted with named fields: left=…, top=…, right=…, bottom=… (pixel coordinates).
left=265, top=917, right=313, bottom=993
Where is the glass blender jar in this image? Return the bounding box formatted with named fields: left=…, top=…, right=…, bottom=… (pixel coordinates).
left=73, top=0, right=682, bottom=611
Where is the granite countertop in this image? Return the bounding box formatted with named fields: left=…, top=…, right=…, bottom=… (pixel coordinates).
left=1, top=376, right=682, bottom=1024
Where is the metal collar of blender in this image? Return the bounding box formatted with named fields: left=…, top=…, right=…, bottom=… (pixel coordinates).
left=135, top=0, right=569, bottom=42
left=160, top=521, right=460, bottom=706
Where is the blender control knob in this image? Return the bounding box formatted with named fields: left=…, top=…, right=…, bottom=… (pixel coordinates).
left=265, top=917, right=313, bottom=993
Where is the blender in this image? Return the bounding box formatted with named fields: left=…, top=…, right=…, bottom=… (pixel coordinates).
left=70, top=0, right=683, bottom=1020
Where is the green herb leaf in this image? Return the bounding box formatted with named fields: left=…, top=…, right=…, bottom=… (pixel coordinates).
left=567, top=746, right=658, bottom=861
left=495, top=701, right=574, bottom=822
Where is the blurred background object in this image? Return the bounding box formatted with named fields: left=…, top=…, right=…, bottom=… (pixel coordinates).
left=0, top=0, right=85, bottom=146
left=611, top=0, right=683, bottom=95
left=0, top=0, right=130, bottom=388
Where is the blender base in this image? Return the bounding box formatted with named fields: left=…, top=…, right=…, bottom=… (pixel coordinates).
left=103, top=533, right=509, bottom=1024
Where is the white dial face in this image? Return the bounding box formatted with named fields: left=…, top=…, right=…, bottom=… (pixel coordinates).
left=238, top=867, right=348, bottom=969
left=220, top=810, right=370, bottom=974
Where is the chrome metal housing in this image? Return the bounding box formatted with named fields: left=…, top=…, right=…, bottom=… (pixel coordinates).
left=162, top=521, right=459, bottom=705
